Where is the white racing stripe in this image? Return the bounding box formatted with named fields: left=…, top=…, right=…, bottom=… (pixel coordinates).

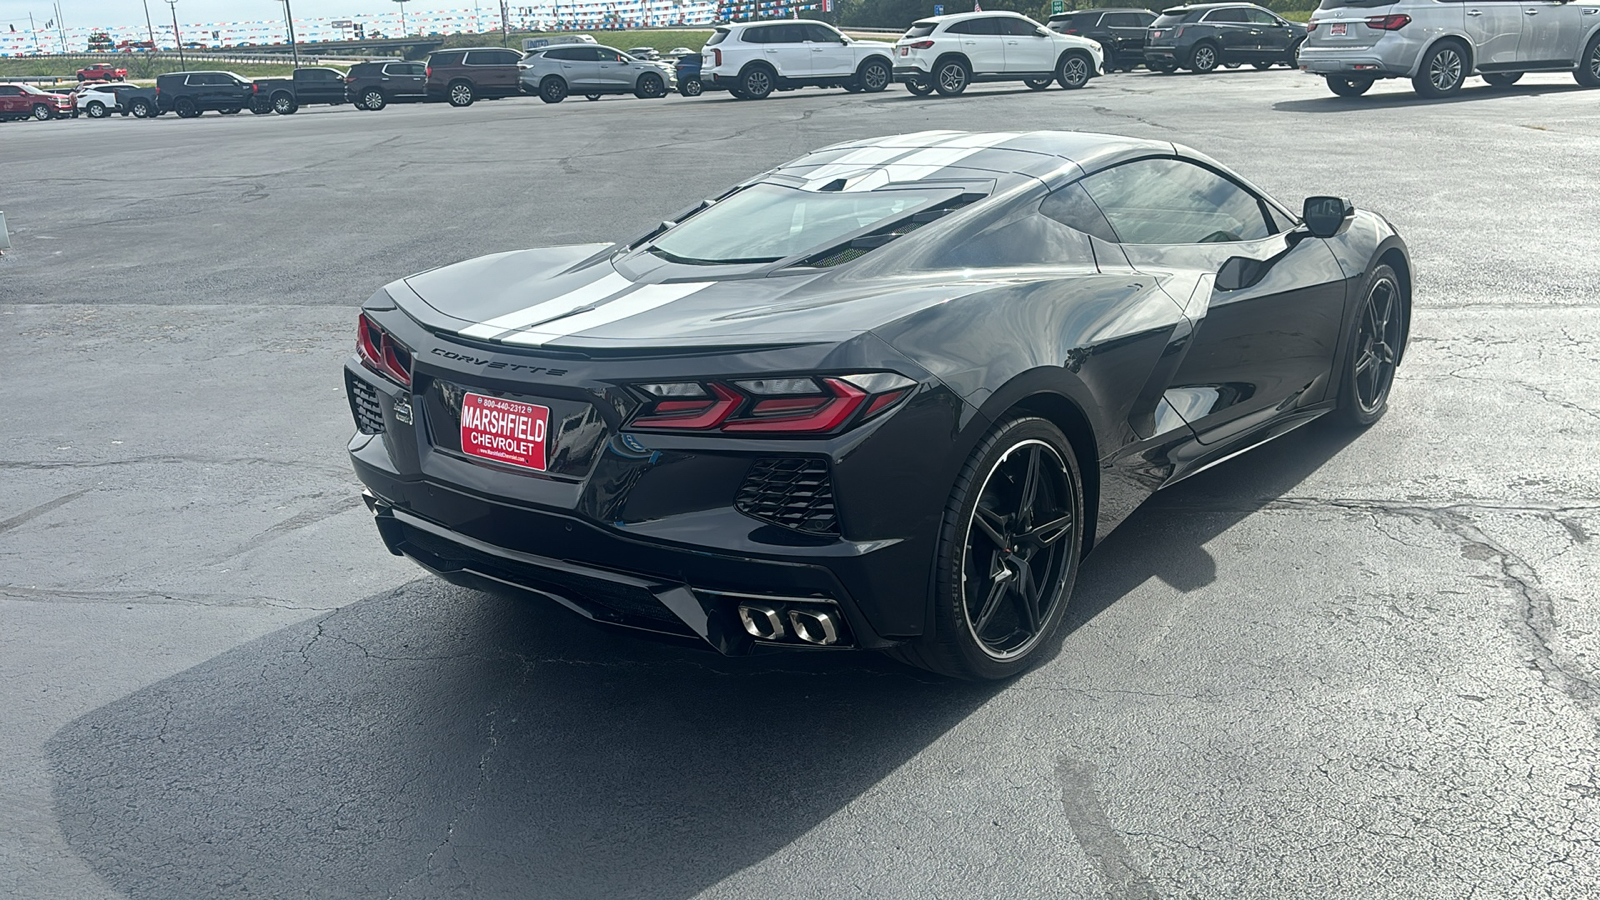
left=457, top=272, right=633, bottom=340
left=801, top=131, right=1012, bottom=191
left=845, top=133, right=1023, bottom=191
left=501, top=281, right=716, bottom=346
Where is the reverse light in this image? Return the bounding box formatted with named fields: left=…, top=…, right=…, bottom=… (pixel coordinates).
left=357, top=314, right=413, bottom=387
left=627, top=373, right=916, bottom=435
left=1365, top=14, right=1411, bottom=30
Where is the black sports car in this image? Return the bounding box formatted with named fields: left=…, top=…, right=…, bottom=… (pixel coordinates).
left=345, top=131, right=1410, bottom=679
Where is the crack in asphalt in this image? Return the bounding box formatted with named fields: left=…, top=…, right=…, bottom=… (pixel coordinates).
left=0, top=488, right=91, bottom=535
left=0, top=584, right=338, bottom=611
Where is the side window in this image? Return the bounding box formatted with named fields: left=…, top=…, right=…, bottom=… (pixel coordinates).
left=0, top=85, right=20, bottom=96
left=1248, top=10, right=1283, bottom=25
left=595, top=49, right=623, bottom=62
left=743, top=26, right=772, bottom=44
left=999, top=17, right=1039, bottom=36
left=1104, top=13, right=1140, bottom=27
left=1039, top=183, right=1119, bottom=243
left=803, top=24, right=842, bottom=43
left=969, top=17, right=1003, bottom=35
left=945, top=20, right=973, bottom=35
left=1078, top=158, right=1274, bottom=244
left=498, top=50, right=522, bottom=65
left=1206, top=8, right=1248, bottom=23
left=544, top=48, right=572, bottom=61
left=463, top=50, right=491, bottom=65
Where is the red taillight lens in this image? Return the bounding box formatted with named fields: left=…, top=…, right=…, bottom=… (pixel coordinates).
left=627, top=374, right=913, bottom=436
left=251, top=82, right=259, bottom=93
left=711, top=49, right=721, bottom=67
left=1061, top=28, right=1078, bottom=34
left=1365, top=14, right=1411, bottom=30
left=908, top=40, right=936, bottom=49
left=425, top=66, right=432, bottom=78
left=344, top=74, right=355, bottom=83
left=357, top=313, right=412, bottom=387
left=1306, top=21, right=1319, bottom=32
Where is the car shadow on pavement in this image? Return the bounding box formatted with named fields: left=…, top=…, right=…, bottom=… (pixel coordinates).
left=1274, top=82, right=1589, bottom=112
left=46, top=421, right=1361, bottom=900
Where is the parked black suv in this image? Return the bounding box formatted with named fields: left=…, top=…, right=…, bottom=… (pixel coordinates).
left=424, top=47, right=523, bottom=106
left=155, top=70, right=254, bottom=117
left=344, top=60, right=428, bottom=110
left=1143, top=3, right=1303, bottom=74
left=249, top=66, right=348, bottom=115
left=1047, top=8, right=1156, bottom=72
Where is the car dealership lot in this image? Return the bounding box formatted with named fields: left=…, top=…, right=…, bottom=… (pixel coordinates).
left=4, top=70, right=1599, bottom=897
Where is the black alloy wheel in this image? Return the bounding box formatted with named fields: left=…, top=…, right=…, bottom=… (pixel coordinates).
left=894, top=417, right=1083, bottom=680
left=906, top=77, right=934, bottom=95
left=858, top=58, right=891, bottom=92
left=739, top=65, right=774, bottom=99
left=1336, top=264, right=1405, bottom=426
left=1025, top=77, right=1052, bottom=90
left=635, top=73, right=665, bottom=99
left=539, top=76, right=567, bottom=103
left=86, top=101, right=108, bottom=118
left=679, top=78, right=703, bottom=97
left=362, top=88, right=386, bottom=110
left=130, top=98, right=152, bottom=117
left=1190, top=42, right=1219, bottom=74
left=934, top=58, right=970, bottom=96
left=1326, top=75, right=1374, bottom=97
left=1413, top=42, right=1466, bottom=98
left=175, top=98, right=199, bottom=118
left=272, top=94, right=297, bottom=114
left=1577, top=33, right=1600, bottom=87
left=1056, top=52, right=1092, bottom=89
left=448, top=80, right=475, bottom=106
left=1482, top=72, right=1522, bottom=87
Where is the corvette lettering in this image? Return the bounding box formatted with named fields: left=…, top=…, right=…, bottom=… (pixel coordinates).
left=430, top=347, right=566, bottom=376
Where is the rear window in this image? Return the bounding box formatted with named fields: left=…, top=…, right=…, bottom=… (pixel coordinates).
left=904, top=21, right=936, bottom=38
left=706, top=28, right=729, bottom=46
left=429, top=51, right=464, bottom=66
left=1151, top=11, right=1198, bottom=27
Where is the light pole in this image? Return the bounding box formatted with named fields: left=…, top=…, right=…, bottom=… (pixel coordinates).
left=393, top=0, right=408, bottom=37
left=279, top=0, right=299, bottom=66
left=165, top=0, right=184, bottom=68
left=142, top=0, right=158, bottom=50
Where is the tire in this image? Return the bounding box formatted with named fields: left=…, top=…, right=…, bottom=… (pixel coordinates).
left=448, top=80, right=475, bottom=106
left=1253, top=60, right=1274, bottom=70
left=1333, top=263, right=1406, bottom=428
left=1482, top=72, right=1522, bottom=87
left=32, top=104, right=53, bottom=120
left=130, top=98, right=152, bottom=118
left=739, top=65, right=774, bottom=99
left=1056, top=51, right=1092, bottom=89
left=857, top=57, right=891, bottom=93
left=361, top=88, right=386, bottom=110
left=905, top=77, right=934, bottom=96
left=249, top=98, right=271, bottom=114
left=1189, top=41, right=1220, bottom=74
left=843, top=82, right=864, bottom=92
left=1025, top=77, right=1052, bottom=90
left=933, top=57, right=970, bottom=96
left=634, top=73, right=665, bottom=99
left=1155, top=61, right=1180, bottom=74
left=1285, top=39, right=1304, bottom=67
left=729, top=86, right=749, bottom=100
left=585, top=93, right=602, bottom=101
left=272, top=93, right=297, bottom=115
left=86, top=100, right=108, bottom=118
left=1326, top=75, right=1373, bottom=97
left=886, top=417, right=1084, bottom=680
left=679, top=78, right=702, bottom=97
left=176, top=98, right=199, bottom=118
left=219, top=107, right=240, bottom=115
left=539, top=76, right=566, bottom=103
left=1413, top=41, right=1467, bottom=98
left=1577, top=32, right=1600, bottom=87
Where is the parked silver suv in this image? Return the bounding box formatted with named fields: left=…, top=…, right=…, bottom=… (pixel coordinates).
left=1300, top=0, right=1600, bottom=97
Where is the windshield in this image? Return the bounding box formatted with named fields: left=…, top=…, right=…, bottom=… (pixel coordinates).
left=651, top=184, right=944, bottom=265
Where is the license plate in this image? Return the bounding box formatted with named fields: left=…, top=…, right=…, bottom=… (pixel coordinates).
left=1330, top=23, right=1347, bottom=35
left=900, top=46, right=908, bottom=56
left=459, top=392, right=550, bottom=471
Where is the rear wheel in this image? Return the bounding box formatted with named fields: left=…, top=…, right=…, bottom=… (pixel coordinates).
left=130, top=98, right=153, bottom=117
left=1413, top=41, right=1466, bottom=98
left=1577, top=32, right=1600, bottom=87
left=1155, top=61, right=1180, bottom=74
left=858, top=58, right=891, bottom=93
left=1024, top=77, right=1052, bottom=90
left=679, top=78, right=702, bottom=97
left=1253, top=60, right=1274, bottom=70
left=448, top=80, right=475, bottom=106
left=219, top=107, right=240, bottom=115
left=739, top=65, right=774, bottom=99
left=249, top=97, right=271, bottom=114
left=1334, top=263, right=1406, bottom=427
left=272, top=93, right=297, bottom=114
left=1056, top=51, right=1092, bottom=89
left=1326, top=75, right=1373, bottom=97
left=888, top=417, right=1084, bottom=680
left=585, top=93, right=602, bottom=101
left=1189, top=42, right=1219, bottom=74
left=906, top=77, right=934, bottom=95
left=86, top=100, right=108, bottom=118
left=361, top=88, right=386, bottom=110
left=175, top=98, right=199, bottom=118
left=933, top=58, right=970, bottom=95
left=539, top=76, right=567, bottom=103
left=635, top=73, right=665, bottom=99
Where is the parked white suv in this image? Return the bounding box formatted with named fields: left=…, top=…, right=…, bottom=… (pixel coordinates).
left=893, top=11, right=1105, bottom=96
left=1300, top=0, right=1600, bottom=98
left=700, top=20, right=896, bottom=99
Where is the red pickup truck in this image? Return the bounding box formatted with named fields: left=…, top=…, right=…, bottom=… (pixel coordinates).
left=77, top=63, right=128, bottom=82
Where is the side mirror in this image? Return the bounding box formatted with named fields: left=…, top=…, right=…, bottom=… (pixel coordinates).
left=1036, top=27, right=1052, bottom=37
left=1215, top=256, right=1270, bottom=292
left=1301, top=196, right=1354, bottom=239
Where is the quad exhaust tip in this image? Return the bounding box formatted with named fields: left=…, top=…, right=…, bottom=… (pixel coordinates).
left=736, top=602, right=842, bottom=646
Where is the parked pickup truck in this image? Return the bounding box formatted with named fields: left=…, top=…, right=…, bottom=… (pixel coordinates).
left=77, top=63, right=128, bottom=82
left=249, top=67, right=348, bottom=115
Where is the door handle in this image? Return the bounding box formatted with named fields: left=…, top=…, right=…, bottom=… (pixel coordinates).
left=1467, top=9, right=1483, bottom=15
left=1523, top=8, right=1538, bottom=13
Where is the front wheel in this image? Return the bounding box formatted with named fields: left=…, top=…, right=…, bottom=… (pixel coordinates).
left=1413, top=41, right=1466, bottom=98
left=739, top=65, right=774, bottom=99
left=1577, top=32, right=1600, bottom=87
left=361, top=88, right=386, bottom=110
left=539, top=76, right=567, bottom=103
left=1024, top=77, right=1052, bottom=91
left=1333, top=263, right=1406, bottom=427
left=857, top=58, right=891, bottom=93
left=32, top=104, right=52, bottom=121
left=86, top=101, right=108, bottom=118
left=905, top=77, right=934, bottom=96
left=888, top=417, right=1084, bottom=680
left=1056, top=52, right=1092, bottom=89
left=1189, top=42, right=1219, bottom=74
left=448, top=80, right=475, bottom=106
left=933, top=58, right=969, bottom=96
left=130, top=98, right=153, bottom=118
left=679, top=78, right=703, bottom=97
left=1326, top=75, right=1373, bottom=97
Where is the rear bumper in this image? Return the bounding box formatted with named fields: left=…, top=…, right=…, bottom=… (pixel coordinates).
left=1297, top=37, right=1422, bottom=78
left=1143, top=47, right=1181, bottom=66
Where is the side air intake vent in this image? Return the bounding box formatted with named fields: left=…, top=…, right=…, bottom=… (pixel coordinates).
left=347, top=370, right=385, bottom=435
left=736, top=458, right=839, bottom=535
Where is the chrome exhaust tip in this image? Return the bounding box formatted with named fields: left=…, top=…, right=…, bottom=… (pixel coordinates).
left=787, top=608, right=840, bottom=646
left=738, top=603, right=785, bottom=640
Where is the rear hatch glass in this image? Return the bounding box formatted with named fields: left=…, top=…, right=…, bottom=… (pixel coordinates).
left=904, top=22, right=936, bottom=38
left=1150, top=12, right=1195, bottom=27
left=706, top=28, right=729, bottom=46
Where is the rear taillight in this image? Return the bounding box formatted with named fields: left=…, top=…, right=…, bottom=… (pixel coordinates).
left=627, top=374, right=914, bottom=436
left=1365, top=14, right=1411, bottom=30
left=357, top=314, right=413, bottom=387
left=907, top=40, right=935, bottom=49
left=425, top=66, right=432, bottom=78
left=711, top=49, right=721, bottom=67
left=251, top=82, right=259, bottom=93
left=344, top=74, right=355, bottom=83
left=1306, top=21, right=1318, bottom=32
left=1061, top=28, right=1078, bottom=34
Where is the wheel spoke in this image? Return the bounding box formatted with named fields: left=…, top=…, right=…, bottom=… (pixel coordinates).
left=1012, top=564, right=1041, bottom=633
left=972, top=558, right=1010, bottom=635
left=1018, top=447, right=1042, bottom=520
left=973, top=506, right=1009, bottom=549
left=1018, top=514, right=1073, bottom=546
left=1354, top=349, right=1376, bottom=376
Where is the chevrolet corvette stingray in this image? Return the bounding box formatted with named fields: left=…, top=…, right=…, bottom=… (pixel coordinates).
left=345, top=130, right=1410, bottom=679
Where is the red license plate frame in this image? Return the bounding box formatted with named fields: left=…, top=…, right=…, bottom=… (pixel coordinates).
left=459, top=392, right=550, bottom=472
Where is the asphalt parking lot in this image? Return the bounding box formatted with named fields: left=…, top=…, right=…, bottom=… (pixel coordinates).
left=4, top=69, right=1600, bottom=898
